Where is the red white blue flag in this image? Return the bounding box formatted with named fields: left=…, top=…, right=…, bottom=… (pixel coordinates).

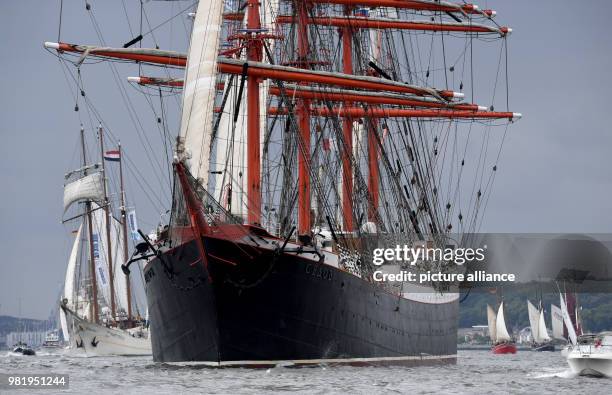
left=104, top=150, right=121, bottom=162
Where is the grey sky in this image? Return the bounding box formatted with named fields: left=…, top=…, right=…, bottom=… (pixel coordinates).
left=1, top=0, right=611, bottom=319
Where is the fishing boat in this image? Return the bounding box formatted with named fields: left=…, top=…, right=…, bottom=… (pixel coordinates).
left=527, top=300, right=554, bottom=351
left=45, top=0, right=520, bottom=365
left=59, top=127, right=151, bottom=357
left=487, top=302, right=517, bottom=354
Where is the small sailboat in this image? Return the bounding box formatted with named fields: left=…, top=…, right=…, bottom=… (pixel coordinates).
left=527, top=300, right=554, bottom=351
left=487, top=302, right=517, bottom=354
left=60, top=126, right=151, bottom=357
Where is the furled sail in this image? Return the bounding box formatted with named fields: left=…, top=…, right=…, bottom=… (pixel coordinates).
left=551, top=304, right=564, bottom=340
left=487, top=304, right=497, bottom=343
left=560, top=294, right=577, bottom=345
left=496, top=302, right=512, bottom=342
left=177, top=0, right=225, bottom=183
left=60, top=223, right=83, bottom=341
left=527, top=300, right=541, bottom=342
left=63, top=172, right=104, bottom=212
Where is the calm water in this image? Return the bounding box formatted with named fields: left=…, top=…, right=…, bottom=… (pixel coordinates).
left=0, top=349, right=609, bottom=394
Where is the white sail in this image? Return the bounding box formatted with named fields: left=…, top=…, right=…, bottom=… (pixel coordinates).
left=560, top=294, right=577, bottom=345
left=527, top=300, right=541, bottom=342
left=89, top=202, right=130, bottom=318
left=551, top=304, right=564, bottom=340
left=487, top=304, right=497, bottom=343
left=60, top=223, right=83, bottom=341
left=59, top=309, right=69, bottom=342
left=63, top=172, right=104, bottom=212
left=538, top=309, right=551, bottom=342
left=211, top=1, right=279, bottom=219
left=496, top=302, right=512, bottom=342
left=178, top=0, right=225, bottom=183
left=211, top=78, right=248, bottom=218
left=111, top=215, right=129, bottom=317
left=90, top=203, right=111, bottom=309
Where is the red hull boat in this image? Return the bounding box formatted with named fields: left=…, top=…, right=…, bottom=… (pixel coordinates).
left=492, top=343, right=517, bottom=354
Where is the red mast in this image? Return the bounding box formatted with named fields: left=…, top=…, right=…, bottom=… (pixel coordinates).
left=341, top=6, right=354, bottom=232
left=368, top=28, right=382, bottom=224
left=247, top=0, right=262, bottom=225
left=297, top=2, right=312, bottom=237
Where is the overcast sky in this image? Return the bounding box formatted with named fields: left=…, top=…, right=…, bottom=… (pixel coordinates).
left=1, top=0, right=611, bottom=319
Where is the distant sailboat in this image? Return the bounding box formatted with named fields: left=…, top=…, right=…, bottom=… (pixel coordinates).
left=487, top=302, right=517, bottom=354
left=551, top=291, right=582, bottom=345
left=527, top=300, right=554, bottom=351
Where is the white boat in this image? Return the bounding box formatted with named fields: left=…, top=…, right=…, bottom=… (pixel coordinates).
left=566, top=333, right=612, bottom=377
left=556, top=293, right=612, bottom=376
left=62, top=304, right=151, bottom=356
left=59, top=129, right=151, bottom=357
left=41, top=330, right=63, bottom=349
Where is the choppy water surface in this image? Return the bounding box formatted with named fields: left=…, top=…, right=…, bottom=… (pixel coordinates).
left=0, top=349, right=609, bottom=394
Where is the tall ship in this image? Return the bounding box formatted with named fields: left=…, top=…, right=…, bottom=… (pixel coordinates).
left=45, top=0, right=520, bottom=365
left=59, top=126, right=151, bottom=356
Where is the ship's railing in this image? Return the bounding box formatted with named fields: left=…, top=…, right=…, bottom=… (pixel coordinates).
left=571, top=343, right=612, bottom=355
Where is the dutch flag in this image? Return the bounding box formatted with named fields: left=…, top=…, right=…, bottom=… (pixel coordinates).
left=104, top=150, right=121, bottom=162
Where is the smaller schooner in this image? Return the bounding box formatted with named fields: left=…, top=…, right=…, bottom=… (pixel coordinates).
left=60, top=126, right=151, bottom=357
left=487, top=302, right=517, bottom=354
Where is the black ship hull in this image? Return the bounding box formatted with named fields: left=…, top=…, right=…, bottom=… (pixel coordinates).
left=144, top=235, right=458, bottom=366
left=532, top=342, right=555, bottom=352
